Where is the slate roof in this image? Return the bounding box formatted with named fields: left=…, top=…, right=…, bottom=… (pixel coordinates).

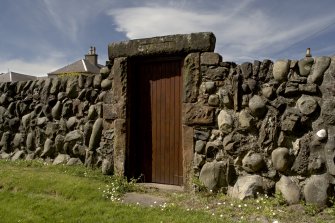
left=48, top=59, right=103, bottom=76
left=0, top=71, right=37, bottom=82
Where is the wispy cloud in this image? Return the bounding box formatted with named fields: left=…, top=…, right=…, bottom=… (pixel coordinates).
left=108, top=1, right=335, bottom=62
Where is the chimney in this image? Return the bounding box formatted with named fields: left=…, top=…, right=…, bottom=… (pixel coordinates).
left=85, top=46, right=98, bottom=66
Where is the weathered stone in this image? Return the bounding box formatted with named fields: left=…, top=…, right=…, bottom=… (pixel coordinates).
left=195, top=140, right=206, bottom=154
left=88, top=118, right=103, bottom=151
left=93, top=74, right=102, bottom=89
left=205, top=141, right=222, bottom=160
left=247, top=79, right=257, bottom=93
left=50, top=78, right=60, bottom=94
left=193, top=153, right=205, bottom=168
left=114, top=119, right=126, bottom=175
left=298, top=83, right=318, bottom=94
left=201, top=52, right=221, bottom=65
left=275, top=176, right=300, bottom=204
left=183, top=53, right=200, bottom=103
left=41, top=138, right=54, bottom=158
left=26, top=132, right=35, bottom=152
left=281, top=108, right=300, bottom=133
left=11, top=150, right=25, bottom=161
left=271, top=147, right=290, bottom=172
left=307, top=56, right=331, bottom=84
left=205, top=81, right=216, bottom=94
left=291, top=135, right=311, bottom=175
left=298, top=57, right=314, bottom=76
left=242, top=152, right=265, bottom=173
left=194, top=130, right=210, bottom=141
left=87, top=105, right=98, bottom=120
left=259, top=59, right=273, bottom=81
left=102, top=104, right=117, bottom=120
left=303, top=174, right=331, bottom=207
left=218, top=110, right=234, bottom=134
left=57, top=92, right=66, bottom=101
left=53, top=154, right=71, bottom=165
left=66, top=77, right=78, bottom=99
left=100, top=66, right=111, bottom=79
left=203, top=66, right=228, bottom=80
left=112, top=57, right=127, bottom=119
left=321, top=100, right=335, bottom=125
left=0, top=131, right=11, bottom=153
left=219, top=89, right=232, bottom=109
left=67, top=158, right=83, bottom=166
left=102, top=158, right=113, bottom=175
left=65, top=130, right=83, bottom=142
left=61, top=100, right=73, bottom=118
left=296, top=95, right=318, bottom=115
left=273, top=59, right=290, bottom=82
left=241, top=62, right=253, bottom=78
left=238, top=109, right=254, bottom=130
left=317, top=129, right=327, bottom=140
left=108, top=32, right=216, bottom=60
left=101, top=79, right=113, bottom=90
left=325, top=136, right=335, bottom=175
left=51, top=101, right=62, bottom=120
left=261, top=86, right=274, bottom=99
left=66, top=116, right=77, bottom=130
left=199, top=160, right=228, bottom=192
left=208, top=94, right=220, bottom=107
left=229, top=175, right=264, bottom=200
left=13, top=133, right=24, bottom=149
left=248, top=95, right=267, bottom=118
left=183, top=103, right=215, bottom=125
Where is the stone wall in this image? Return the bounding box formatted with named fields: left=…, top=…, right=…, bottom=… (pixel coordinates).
left=189, top=52, right=335, bottom=206
left=0, top=72, right=114, bottom=174
left=1, top=32, right=335, bottom=207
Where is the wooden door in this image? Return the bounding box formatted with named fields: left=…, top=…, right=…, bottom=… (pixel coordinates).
left=128, top=58, right=183, bottom=186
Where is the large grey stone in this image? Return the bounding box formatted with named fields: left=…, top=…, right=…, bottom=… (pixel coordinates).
left=101, top=78, right=113, bottom=90
left=307, top=56, right=331, bottom=84
left=218, top=110, right=234, bottom=134
left=51, top=101, right=62, bottom=120
left=298, top=57, right=314, bottom=76
left=199, top=160, right=228, bottom=192
left=325, top=136, right=335, bottom=176
left=194, top=153, right=205, bottom=168
left=271, top=147, right=290, bottom=172
left=303, top=174, right=331, bottom=207
left=53, top=154, right=71, bottom=165
left=195, top=140, right=206, bottom=154
left=108, top=32, right=216, bottom=60
left=241, top=62, right=253, bottom=78
left=238, top=109, right=254, bottom=130
left=242, top=152, right=265, bottom=173
left=208, top=94, right=220, bottom=107
left=273, top=59, right=290, bottom=82
left=88, top=118, right=103, bottom=151
left=102, top=158, right=113, bottom=175
left=296, top=95, right=318, bottom=115
left=248, top=95, right=267, bottom=118
left=229, top=175, right=264, bottom=200
left=275, top=176, right=300, bottom=204
left=11, top=150, right=25, bottom=161
left=65, top=130, right=83, bottom=142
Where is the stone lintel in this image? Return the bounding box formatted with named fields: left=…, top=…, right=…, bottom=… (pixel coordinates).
left=108, top=32, right=216, bottom=60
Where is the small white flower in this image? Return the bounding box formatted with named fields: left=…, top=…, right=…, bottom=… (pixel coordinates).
left=217, top=202, right=222, bottom=205
left=238, top=204, right=241, bottom=208
left=244, top=204, right=247, bottom=207
left=220, top=214, right=223, bottom=218
left=273, top=221, right=279, bottom=223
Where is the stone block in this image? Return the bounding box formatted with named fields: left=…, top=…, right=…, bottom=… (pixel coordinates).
left=108, top=32, right=216, bottom=60
left=201, top=52, right=222, bottom=65
left=183, top=103, right=215, bottom=125
left=103, top=104, right=117, bottom=120
left=183, top=53, right=200, bottom=103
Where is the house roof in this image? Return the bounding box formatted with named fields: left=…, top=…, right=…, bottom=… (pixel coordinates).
left=0, top=71, right=37, bottom=82
left=48, top=59, right=103, bottom=76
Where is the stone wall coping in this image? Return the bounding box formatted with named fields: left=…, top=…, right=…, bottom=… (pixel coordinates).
left=108, top=32, right=216, bottom=60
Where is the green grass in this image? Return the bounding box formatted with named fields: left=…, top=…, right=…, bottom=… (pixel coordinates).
left=0, top=160, right=229, bottom=223
left=0, top=160, right=334, bottom=223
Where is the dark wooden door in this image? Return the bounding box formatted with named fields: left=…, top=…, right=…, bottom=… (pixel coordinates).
left=128, top=58, right=183, bottom=186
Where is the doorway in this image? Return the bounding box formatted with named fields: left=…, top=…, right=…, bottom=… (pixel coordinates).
left=127, top=58, right=183, bottom=186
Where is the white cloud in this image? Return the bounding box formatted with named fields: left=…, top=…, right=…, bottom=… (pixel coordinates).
left=0, top=58, right=65, bottom=77
left=108, top=2, right=335, bottom=62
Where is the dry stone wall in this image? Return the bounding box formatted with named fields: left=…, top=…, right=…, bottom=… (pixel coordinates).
left=0, top=73, right=114, bottom=174
left=1, top=31, right=335, bottom=207
left=187, top=52, right=335, bottom=206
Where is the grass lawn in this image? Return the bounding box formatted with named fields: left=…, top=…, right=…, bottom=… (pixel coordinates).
left=0, top=160, right=334, bottom=223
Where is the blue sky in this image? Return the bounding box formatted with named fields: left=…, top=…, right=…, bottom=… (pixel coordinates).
left=1, top=0, right=335, bottom=76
